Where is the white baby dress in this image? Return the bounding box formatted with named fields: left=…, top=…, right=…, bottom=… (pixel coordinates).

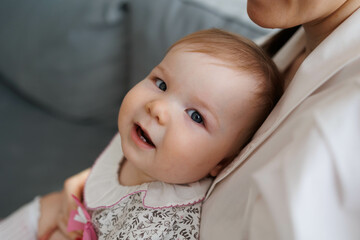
left=83, top=134, right=212, bottom=240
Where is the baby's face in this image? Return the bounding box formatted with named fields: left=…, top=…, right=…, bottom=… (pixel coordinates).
left=118, top=46, right=259, bottom=184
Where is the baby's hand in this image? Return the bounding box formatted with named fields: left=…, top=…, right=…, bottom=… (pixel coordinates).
left=56, top=168, right=91, bottom=240
left=38, top=168, right=90, bottom=240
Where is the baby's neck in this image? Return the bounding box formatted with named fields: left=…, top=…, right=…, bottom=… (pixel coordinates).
left=118, top=157, right=154, bottom=186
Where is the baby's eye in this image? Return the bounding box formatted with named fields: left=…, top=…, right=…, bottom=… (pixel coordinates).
left=186, top=109, right=204, bottom=124
left=155, top=78, right=167, bottom=91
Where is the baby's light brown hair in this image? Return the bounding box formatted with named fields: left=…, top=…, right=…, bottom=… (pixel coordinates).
left=169, top=28, right=282, bottom=152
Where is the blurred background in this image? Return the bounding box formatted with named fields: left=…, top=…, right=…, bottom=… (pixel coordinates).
left=0, top=0, right=274, bottom=217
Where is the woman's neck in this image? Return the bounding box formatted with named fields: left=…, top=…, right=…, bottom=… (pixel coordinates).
left=303, top=0, right=360, bottom=54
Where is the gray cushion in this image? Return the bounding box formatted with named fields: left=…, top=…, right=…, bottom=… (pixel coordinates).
left=0, top=77, right=116, bottom=217
left=129, top=0, right=272, bottom=87
left=0, top=0, right=130, bottom=123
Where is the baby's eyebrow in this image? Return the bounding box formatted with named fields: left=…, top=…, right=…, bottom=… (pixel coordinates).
left=154, top=65, right=170, bottom=79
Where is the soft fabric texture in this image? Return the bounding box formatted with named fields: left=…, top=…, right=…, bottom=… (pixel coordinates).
left=83, top=134, right=212, bottom=239
left=200, top=8, right=360, bottom=240
left=0, top=197, right=40, bottom=240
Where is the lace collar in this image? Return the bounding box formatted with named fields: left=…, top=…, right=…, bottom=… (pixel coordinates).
left=84, top=133, right=212, bottom=210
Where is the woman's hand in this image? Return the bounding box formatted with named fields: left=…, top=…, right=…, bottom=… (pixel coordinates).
left=37, top=192, right=63, bottom=240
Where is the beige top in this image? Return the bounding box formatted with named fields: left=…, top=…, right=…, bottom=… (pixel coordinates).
left=201, top=8, right=360, bottom=240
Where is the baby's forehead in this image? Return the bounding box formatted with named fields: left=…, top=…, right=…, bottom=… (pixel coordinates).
left=188, top=71, right=258, bottom=118
left=163, top=45, right=261, bottom=115
left=171, top=44, right=241, bottom=67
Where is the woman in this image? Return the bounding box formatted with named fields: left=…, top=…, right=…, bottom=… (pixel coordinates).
left=11, top=0, right=360, bottom=239
left=200, top=0, right=360, bottom=239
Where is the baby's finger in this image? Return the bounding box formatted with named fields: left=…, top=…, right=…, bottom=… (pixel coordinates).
left=62, top=169, right=90, bottom=219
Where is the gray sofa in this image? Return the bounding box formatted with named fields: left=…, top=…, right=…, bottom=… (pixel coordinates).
left=0, top=0, right=272, bottom=217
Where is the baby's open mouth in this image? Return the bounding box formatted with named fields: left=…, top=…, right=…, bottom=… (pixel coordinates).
left=135, top=124, right=155, bottom=148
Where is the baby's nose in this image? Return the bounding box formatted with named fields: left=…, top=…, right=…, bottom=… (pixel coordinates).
left=145, top=100, right=169, bottom=125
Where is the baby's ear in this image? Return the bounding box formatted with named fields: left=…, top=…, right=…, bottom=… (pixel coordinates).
left=209, top=164, right=223, bottom=177
left=209, top=158, right=232, bottom=177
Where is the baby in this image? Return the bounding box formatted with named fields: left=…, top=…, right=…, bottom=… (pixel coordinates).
left=71, top=28, right=282, bottom=240
left=0, top=29, right=282, bottom=240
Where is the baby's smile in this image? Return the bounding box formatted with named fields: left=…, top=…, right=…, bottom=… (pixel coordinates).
left=131, top=123, right=156, bottom=149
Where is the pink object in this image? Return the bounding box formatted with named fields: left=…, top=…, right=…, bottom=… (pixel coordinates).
left=67, top=195, right=97, bottom=240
